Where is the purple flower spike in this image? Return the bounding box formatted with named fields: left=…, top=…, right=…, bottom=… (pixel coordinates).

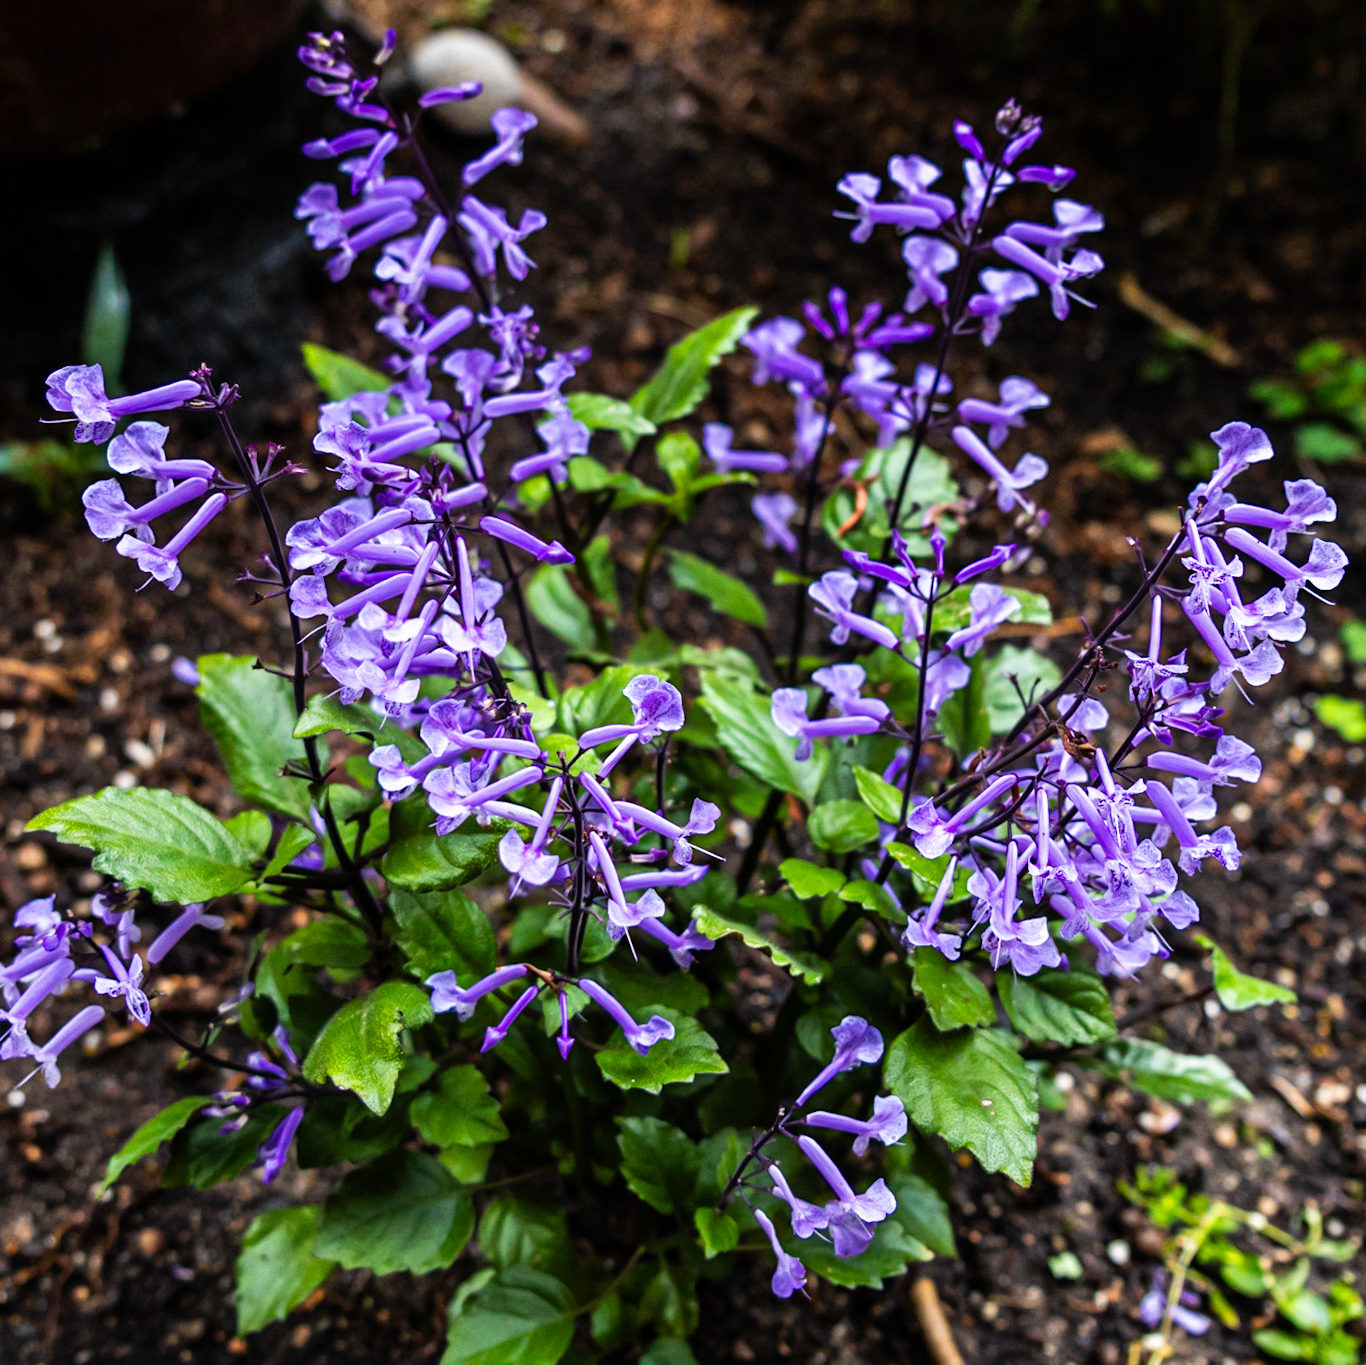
left=795, top=1016, right=885, bottom=1107
left=752, top=1207, right=808, bottom=1300
left=462, top=107, right=538, bottom=186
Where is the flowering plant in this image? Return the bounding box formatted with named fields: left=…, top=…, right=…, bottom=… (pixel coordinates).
left=8, top=29, right=1340, bottom=1357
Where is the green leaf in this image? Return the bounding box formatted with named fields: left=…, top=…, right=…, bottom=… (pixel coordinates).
left=390, top=886, right=497, bottom=982
left=617, top=1116, right=701, bottom=1214
left=272, top=918, right=372, bottom=972
left=301, top=342, right=391, bottom=402
left=885, top=841, right=969, bottom=898
left=565, top=391, right=657, bottom=438
left=196, top=654, right=313, bottom=819
left=666, top=550, right=767, bottom=628
left=581, top=534, right=620, bottom=613
left=808, top=799, right=879, bottom=853
left=853, top=766, right=904, bottom=823
left=1339, top=620, right=1366, bottom=665
left=412, top=1065, right=509, bottom=1148
left=596, top=1008, right=728, bottom=1094
left=886, top=1172, right=957, bottom=1258
left=627, top=307, right=758, bottom=442
left=235, top=1206, right=335, bottom=1335
left=911, top=949, right=995, bottom=1030
left=382, top=799, right=505, bottom=892
left=293, top=693, right=425, bottom=761
left=27, top=787, right=254, bottom=902
left=779, top=857, right=845, bottom=899
left=526, top=563, right=596, bottom=650
left=302, top=981, right=435, bottom=1115
left=690, top=906, right=825, bottom=984
left=998, top=966, right=1116, bottom=1046
left=1196, top=936, right=1297, bottom=1012
left=101, top=1095, right=206, bottom=1193
left=1294, top=422, right=1361, bottom=464
left=441, top=1266, right=576, bottom=1365
left=984, top=645, right=1062, bottom=735
left=1314, top=694, right=1366, bottom=743
left=642, top=1338, right=700, bottom=1365
left=838, top=878, right=900, bottom=918
left=162, top=1106, right=282, bottom=1188
left=698, top=675, right=828, bottom=805
left=477, top=1197, right=571, bottom=1275
left=1252, top=1329, right=1316, bottom=1361
left=693, top=1208, right=739, bottom=1259
left=797, top=1200, right=934, bottom=1288
left=1100, top=1039, right=1252, bottom=1104
left=315, top=1150, right=473, bottom=1275
left=82, top=242, right=130, bottom=388
left=886, top=1021, right=1038, bottom=1186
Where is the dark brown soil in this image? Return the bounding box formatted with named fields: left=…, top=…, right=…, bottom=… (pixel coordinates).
left=2, top=2, right=1364, bottom=1362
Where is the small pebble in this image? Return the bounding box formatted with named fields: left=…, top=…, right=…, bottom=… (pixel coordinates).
left=1105, top=1239, right=1130, bottom=1266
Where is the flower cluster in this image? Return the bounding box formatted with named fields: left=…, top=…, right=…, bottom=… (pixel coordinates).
left=737, top=104, right=1342, bottom=980
left=1, top=891, right=222, bottom=1089
left=727, top=1017, right=907, bottom=1297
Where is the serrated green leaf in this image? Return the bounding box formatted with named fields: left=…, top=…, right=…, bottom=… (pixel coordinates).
left=626, top=307, right=758, bottom=445
left=693, top=1208, right=739, bottom=1258
left=690, top=906, right=825, bottom=984
left=886, top=1020, right=1038, bottom=1186
left=196, top=654, right=313, bottom=819
left=838, top=878, right=900, bottom=918
left=382, top=799, right=506, bottom=892
left=565, top=391, right=657, bottom=438
left=28, top=787, right=254, bottom=902
left=998, top=966, right=1116, bottom=1045
left=315, top=1150, right=473, bottom=1275
left=441, top=1266, right=576, bottom=1365
left=1099, top=1039, right=1252, bottom=1104
left=911, top=949, right=995, bottom=1030
left=808, top=799, right=879, bottom=853
left=885, top=841, right=971, bottom=898
left=301, top=342, right=390, bottom=402
left=390, top=886, right=497, bottom=982
left=779, top=857, right=845, bottom=899
left=235, top=1206, right=335, bottom=1335
left=412, top=1066, right=508, bottom=1148
left=698, top=675, right=828, bottom=805
left=101, top=1095, right=206, bottom=1193
left=1195, top=936, right=1297, bottom=1011
left=596, top=1008, right=728, bottom=1094
left=666, top=550, right=767, bottom=628
left=302, top=981, right=434, bottom=1114
left=617, top=1116, right=700, bottom=1214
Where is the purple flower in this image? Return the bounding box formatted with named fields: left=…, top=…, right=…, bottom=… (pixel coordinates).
left=462, top=107, right=538, bottom=186
left=703, top=423, right=787, bottom=475
left=624, top=674, right=685, bottom=740
left=809, top=571, right=901, bottom=651
left=966, top=269, right=1039, bottom=346
left=752, top=1207, right=808, bottom=1299
left=45, top=365, right=201, bottom=444
left=901, top=236, right=959, bottom=313
left=797, top=1135, right=897, bottom=1258
left=796, top=1016, right=884, bottom=1107
left=259, top=1107, right=305, bottom=1184
left=83, top=943, right=151, bottom=1026
left=951, top=425, right=1048, bottom=514
left=902, top=855, right=964, bottom=959
left=752, top=491, right=800, bottom=554
left=576, top=978, right=675, bottom=1055
left=957, top=375, right=1050, bottom=449
left=428, top=963, right=531, bottom=1019
left=804, top=1095, right=908, bottom=1155
left=1137, top=1270, right=1211, bottom=1336
left=771, top=687, right=883, bottom=762
left=145, top=903, right=226, bottom=965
